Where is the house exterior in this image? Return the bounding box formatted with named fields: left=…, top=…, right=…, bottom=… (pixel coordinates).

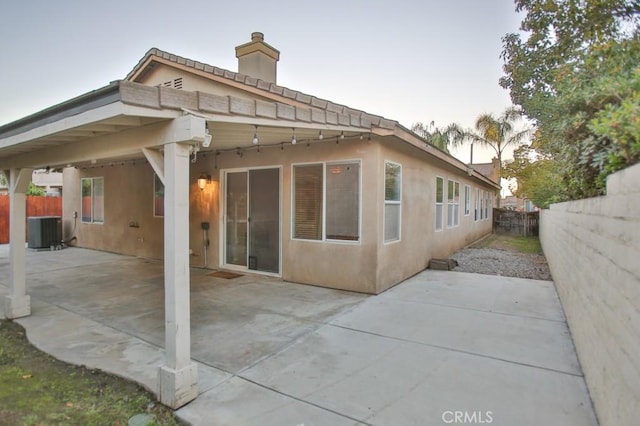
left=0, top=33, right=498, bottom=407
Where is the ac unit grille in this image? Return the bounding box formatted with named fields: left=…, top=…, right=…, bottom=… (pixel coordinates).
left=27, top=217, right=62, bottom=249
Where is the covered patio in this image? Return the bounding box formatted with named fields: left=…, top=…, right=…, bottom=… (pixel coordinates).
left=0, top=245, right=597, bottom=425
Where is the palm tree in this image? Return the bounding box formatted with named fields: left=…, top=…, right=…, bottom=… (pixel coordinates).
left=411, top=121, right=464, bottom=153
left=457, top=107, right=532, bottom=206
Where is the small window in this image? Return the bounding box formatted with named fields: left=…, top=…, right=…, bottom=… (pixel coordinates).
left=154, top=174, right=164, bottom=217
left=464, top=185, right=471, bottom=216
left=447, top=180, right=460, bottom=227
left=384, top=161, right=401, bottom=242
left=435, top=177, right=444, bottom=231
left=474, top=188, right=479, bottom=221
left=81, top=177, right=104, bottom=224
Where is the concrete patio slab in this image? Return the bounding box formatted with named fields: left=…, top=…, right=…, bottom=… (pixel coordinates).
left=241, top=325, right=595, bottom=426
left=331, top=271, right=581, bottom=375
left=178, top=376, right=359, bottom=426
left=0, top=246, right=598, bottom=425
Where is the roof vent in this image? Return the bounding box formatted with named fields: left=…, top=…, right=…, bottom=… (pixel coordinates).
left=235, top=32, right=280, bottom=84
left=158, top=77, right=183, bottom=90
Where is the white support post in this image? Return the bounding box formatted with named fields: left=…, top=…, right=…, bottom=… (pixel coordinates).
left=4, top=168, right=33, bottom=319
left=157, top=142, right=198, bottom=409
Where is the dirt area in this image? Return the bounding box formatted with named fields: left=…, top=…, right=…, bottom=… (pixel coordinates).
left=450, top=233, right=552, bottom=281
left=0, top=319, right=182, bottom=425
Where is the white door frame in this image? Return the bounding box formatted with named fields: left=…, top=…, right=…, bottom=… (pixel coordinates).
left=219, top=165, right=282, bottom=276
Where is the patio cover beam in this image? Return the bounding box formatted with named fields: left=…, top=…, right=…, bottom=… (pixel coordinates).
left=142, top=148, right=164, bottom=185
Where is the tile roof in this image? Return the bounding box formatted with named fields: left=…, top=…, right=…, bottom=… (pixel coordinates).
left=126, top=48, right=398, bottom=130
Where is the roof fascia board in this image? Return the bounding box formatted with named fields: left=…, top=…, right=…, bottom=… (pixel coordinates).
left=181, top=108, right=367, bottom=132
left=127, top=55, right=156, bottom=82
left=0, top=102, right=127, bottom=150
left=0, top=102, right=180, bottom=153
left=1, top=115, right=204, bottom=169
left=0, top=82, right=122, bottom=138
left=392, top=125, right=500, bottom=190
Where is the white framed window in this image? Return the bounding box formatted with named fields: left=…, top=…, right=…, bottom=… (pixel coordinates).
left=435, top=176, right=444, bottom=231
left=447, top=179, right=460, bottom=227
left=81, top=177, right=104, bottom=224
left=464, top=185, right=471, bottom=216
left=384, top=161, right=402, bottom=242
left=485, top=191, right=490, bottom=220
left=293, top=161, right=360, bottom=242
left=154, top=173, right=164, bottom=217
left=479, top=190, right=484, bottom=220
left=474, top=188, right=479, bottom=221
left=326, top=162, right=360, bottom=241
left=293, top=164, right=323, bottom=240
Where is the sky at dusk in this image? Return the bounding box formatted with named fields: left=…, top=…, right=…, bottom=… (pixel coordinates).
left=1, top=0, right=524, bottom=164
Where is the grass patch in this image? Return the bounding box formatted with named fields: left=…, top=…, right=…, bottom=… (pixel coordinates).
left=471, top=233, right=543, bottom=254
left=0, top=319, right=182, bottom=425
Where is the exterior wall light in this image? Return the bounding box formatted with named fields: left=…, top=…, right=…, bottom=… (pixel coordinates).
left=252, top=125, right=259, bottom=145
left=197, top=172, right=211, bottom=190
left=203, top=125, right=212, bottom=148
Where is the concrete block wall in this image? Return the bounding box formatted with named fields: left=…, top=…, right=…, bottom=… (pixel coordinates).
left=540, top=163, right=640, bottom=426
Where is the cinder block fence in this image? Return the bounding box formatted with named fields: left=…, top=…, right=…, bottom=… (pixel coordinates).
left=540, top=163, right=640, bottom=426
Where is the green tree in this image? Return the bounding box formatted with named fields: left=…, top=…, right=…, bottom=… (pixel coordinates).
left=503, top=144, right=565, bottom=208
left=26, top=182, right=46, bottom=196
left=453, top=107, right=532, bottom=206
left=410, top=121, right=463, bottom=153
left=501, top=0, right=640, bottom=200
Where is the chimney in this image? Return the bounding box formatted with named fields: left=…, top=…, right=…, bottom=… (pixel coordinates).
left=235, top=32, right=280, bottom=84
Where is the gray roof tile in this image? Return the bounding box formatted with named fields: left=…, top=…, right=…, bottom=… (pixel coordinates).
left=257, top=80, right=272, bottom=91
left=125, top=48, right=398, bottom=130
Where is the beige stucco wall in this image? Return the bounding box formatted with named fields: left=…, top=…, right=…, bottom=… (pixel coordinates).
left=62, top=133, right=494, bottom=294
left=374, top=140, right=494, bottom=293
left=213, top=138, right=379, bottom=293
left=60, top=64, right=495, bottom=294
left=540, top=163, right=640, bottom=426
left=63, top=164, right=165, bottom=259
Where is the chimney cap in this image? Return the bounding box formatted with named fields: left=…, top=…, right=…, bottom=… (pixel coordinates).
left=235, top=32, right=280, bottom=61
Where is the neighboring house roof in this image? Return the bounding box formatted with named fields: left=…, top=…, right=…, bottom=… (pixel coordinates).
left=472, top=163, right=495, bottom=179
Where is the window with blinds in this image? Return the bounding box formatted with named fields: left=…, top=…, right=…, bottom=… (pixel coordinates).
left=293, top=164, right=323, bottom=240
left=293, top=161, right=361, bottom=242
left=326, top=162, right=360, bottom=240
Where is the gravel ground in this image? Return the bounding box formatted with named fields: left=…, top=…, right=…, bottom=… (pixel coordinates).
left=450, top=246, right=552, bottom=281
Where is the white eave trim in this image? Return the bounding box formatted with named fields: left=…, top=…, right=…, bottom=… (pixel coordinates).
left=0, top=102, right=179, bottom=150
left=180, top=107, right=369, bottom=132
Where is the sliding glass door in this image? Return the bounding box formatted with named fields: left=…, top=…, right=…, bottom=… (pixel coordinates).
left=224, top=168, right=280, bottom=273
